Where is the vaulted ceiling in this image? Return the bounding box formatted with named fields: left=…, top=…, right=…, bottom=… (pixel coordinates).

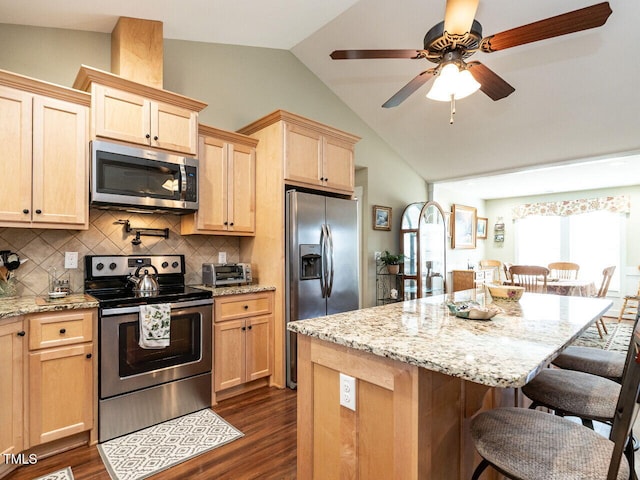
left=2, top=0, right=639, bottom=197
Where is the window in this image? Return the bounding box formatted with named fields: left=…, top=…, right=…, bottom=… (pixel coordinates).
left=515, top=210, right=623, bottom=291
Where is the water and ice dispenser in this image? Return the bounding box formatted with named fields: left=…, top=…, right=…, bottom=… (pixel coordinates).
left=300, top=244, right=322, bottom=280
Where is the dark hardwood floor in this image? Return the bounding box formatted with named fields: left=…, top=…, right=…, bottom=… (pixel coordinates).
left=6, top=386, right=297, bottom=480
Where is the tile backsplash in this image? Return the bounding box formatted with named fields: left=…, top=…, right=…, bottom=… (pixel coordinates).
left=0, top=209, right=239, bottom=296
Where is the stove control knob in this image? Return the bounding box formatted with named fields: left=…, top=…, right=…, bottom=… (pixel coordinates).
left=96, top=263, right=104, bottom=271
left=109, top=262, right=117, bottom=270
left=172, top=261, right=179, bottom=268
left=162, top=262, right=169, bottom=269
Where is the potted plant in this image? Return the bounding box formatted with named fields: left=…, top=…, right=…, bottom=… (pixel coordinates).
left=379, top=250, right=405, bottom=275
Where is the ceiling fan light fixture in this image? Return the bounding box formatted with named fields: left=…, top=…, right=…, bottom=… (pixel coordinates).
left=426, top=62, right=480, bottom=101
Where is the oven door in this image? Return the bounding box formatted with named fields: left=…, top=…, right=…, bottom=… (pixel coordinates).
left=100, top=298, right=212, bottom=399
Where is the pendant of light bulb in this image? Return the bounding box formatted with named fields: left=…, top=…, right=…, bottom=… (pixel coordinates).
left=427, top=59, right=480, bottom=124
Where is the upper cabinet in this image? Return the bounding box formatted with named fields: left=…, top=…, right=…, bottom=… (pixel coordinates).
left=181, top=125, right=258, bottom=236
left=239, top=110, right=360, bottom=195
left=74, top=65, right=207, bottom=156
left=0, top=70, right=90, bottom=230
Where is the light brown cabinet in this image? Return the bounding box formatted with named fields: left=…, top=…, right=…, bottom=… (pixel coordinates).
left=284, top=120, right=355, bottom=194
left=452, top=269, right=494, bottom=293
left=181, top=125, right=258, bottom=236
left=27, top=310, right=95, bottom=447
left=214, top=292, right=273, bottom=392
left=74, top=65, right=207, bottom=156
left=0, top=318, right=25, bottom=458
left=0, top=73, right=89, bottom=230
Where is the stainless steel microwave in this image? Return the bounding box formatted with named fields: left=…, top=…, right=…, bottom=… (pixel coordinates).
left=90, top=140, right=199, bottom=214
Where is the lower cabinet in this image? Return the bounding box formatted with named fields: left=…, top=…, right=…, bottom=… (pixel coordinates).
left=214, top=292, right=273, bottom=392
left=452, top=269, right=495, bottom=293
left=27, top=309, right=95, bottom=447
left=0, top=318, right=25, bottom=457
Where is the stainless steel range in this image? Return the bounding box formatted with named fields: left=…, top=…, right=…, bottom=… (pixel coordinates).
left=85, top=254, right=213, bottom=442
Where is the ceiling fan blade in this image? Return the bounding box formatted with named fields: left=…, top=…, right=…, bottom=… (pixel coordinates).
left=330, top=49, right=423, bottom=60
left=382, top=69, right=436, bottom=108
left=480, top=2, right=612, bottom=53
left=467, top=62, right=515, bottom=101
left=444, top=0, right=480, bottom=35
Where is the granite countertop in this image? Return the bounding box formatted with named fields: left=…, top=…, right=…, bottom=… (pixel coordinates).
left=0, top=293, right=99, bottom=319
left=287, top=291, right=612, bottom=388
left=191, top=284, right=276, bottom=296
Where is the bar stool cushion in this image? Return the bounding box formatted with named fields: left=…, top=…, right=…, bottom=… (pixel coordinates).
left=522, top=368, right=620, bottom=420
left=471, top=407, right=630, bottom=480
left=553, top=346, right=625, bottom=381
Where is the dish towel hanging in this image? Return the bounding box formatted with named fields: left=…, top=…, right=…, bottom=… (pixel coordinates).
left=139, top=303, right=171, bottom=349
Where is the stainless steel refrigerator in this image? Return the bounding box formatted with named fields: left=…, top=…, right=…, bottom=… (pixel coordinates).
left=286, top=190, right=359, bottom=388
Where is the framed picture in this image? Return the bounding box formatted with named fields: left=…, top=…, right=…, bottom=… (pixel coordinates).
left=451, top=204, right=477, bottom=249
left=373, top=205, right=392, bottom=231
left=477, top=217, right=488, bottom=239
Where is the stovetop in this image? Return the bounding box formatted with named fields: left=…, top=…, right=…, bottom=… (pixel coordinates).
left=84, top=254, right=212, bottom=309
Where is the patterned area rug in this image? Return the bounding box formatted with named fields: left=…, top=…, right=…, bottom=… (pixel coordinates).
left=34, top=467, right=74, bottom=480
left=98, top=409, right=243, bottom=480
left=572, top=320, right=633, bottom=352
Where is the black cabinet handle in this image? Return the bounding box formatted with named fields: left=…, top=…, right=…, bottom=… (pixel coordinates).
left=146, top=134, right=151, bottom=139
left=241, top=326, right=246, bottom=331
left=229, top=222, right=234, bottom=226
left=59, top=328, right=66, bottom=334
left=35, top=209, right=42, bottom=214
left=86, top=353, right=92, bottom=359
left=243, top=305, right=249, bottom=310
left=23, top=209, right=29, bottom=214
left=153, top=136, right=158, bottom=141
left=17, top=331, right=25, bottom=337
left=248, top=325, right=253, bottom=330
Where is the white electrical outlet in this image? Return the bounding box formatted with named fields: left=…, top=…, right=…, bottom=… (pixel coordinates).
left=218, top=252, right=227, bottom=264
left=64, top=251, right=78, bottom=269
left=339, top=373, right=356, bottom=411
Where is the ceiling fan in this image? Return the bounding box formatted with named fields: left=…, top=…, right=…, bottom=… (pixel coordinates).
left=330, top=0, right=612, bottom=120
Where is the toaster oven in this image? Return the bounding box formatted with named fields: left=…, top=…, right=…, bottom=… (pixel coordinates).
left=202, top=263, right=252, bottom=287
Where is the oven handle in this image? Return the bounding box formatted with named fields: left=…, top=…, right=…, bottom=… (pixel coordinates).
left=101, top=298, right=213, bottom=317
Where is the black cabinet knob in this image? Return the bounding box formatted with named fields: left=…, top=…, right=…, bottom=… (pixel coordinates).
left=248, top=325, right=253, bottom=330
left=224, top=221, right=228, bottom=226
left=59, top=328, right=66, bottom=334
left=243, top=305, right=249, bottom=310
left=146, top=134, right=151, bottom=139
left=35, top=209, right=42, bottom=214
left=241, top=326, right=246, bottom=331
left=86, top=353, right=92, bottom=359
left=153, top=136, right=159, bottom=141
left=229, top=222, right=234, bottom=226
left=17, top=331, right=26, bottom=337
left=23, top=209, right=29, bottom=214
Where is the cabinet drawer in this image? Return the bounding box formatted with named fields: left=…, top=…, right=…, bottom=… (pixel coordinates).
left=28, top=310, right=94, bottom=350
left=215, top=293, right=273, bottom=322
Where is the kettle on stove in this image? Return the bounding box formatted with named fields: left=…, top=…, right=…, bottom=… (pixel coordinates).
left=128, top=264, right=159, bottom=293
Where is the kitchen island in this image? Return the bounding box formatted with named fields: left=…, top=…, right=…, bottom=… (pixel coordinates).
left=288, top=290, right=612, bottom=480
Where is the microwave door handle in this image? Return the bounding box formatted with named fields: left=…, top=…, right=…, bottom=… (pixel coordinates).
left=179, top=165, right=187, bottom=201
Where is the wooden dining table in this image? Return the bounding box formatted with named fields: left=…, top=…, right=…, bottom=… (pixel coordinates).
left=545, top=278, right=597, bottom=297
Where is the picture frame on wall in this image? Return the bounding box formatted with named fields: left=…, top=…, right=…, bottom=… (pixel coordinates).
left=476, top=217, right=488, bottom=239
left=373, top=205, right=392, bottom=231
left=451, top=204, right=477, bottom=249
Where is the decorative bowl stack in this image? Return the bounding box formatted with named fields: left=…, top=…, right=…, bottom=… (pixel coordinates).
left=487, top=285, right=525, bottom=301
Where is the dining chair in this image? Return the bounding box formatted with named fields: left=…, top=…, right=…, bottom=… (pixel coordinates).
left=502, top=262, right=513, bottom=285
left=617, top=279, right=640, bottom=323
left=479, top=259, right=501, bottom=284
left=548, top=261, right=580, bottom=279
left=591, top=265, right=617, bottom=338
left=509, top=265, right=549, bottom=293
left=470, top=310, right=640, bottom=480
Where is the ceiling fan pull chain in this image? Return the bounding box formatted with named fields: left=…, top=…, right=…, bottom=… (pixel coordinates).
left=450, top=94, right=456, bottom=124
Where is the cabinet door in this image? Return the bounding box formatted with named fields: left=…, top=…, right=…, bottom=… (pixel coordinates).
left=195, top=135, right=228, bottom=231
left=228, top=143, right=255, bottom=234
left=28, top=343, right=93, bottom=446
left=452, top=271, right=475, bottom=292
left=32, top=96, right=88, bottom=227
left=284, top=123, right=322, bottom=187
left=151, top=101, right=198, bottom=155
left=214, top=320, right=246, bottom=391
left=322, top=135, right=354, bottom=193
left=0, top=86, right=32, bottom=224
left=246, top=315, right=272, bottom=382
left=0, top=320, right=25, bottom=456
left=93, top=85, right=151, bottom=146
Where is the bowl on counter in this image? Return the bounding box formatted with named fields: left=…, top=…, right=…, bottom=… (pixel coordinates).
left=446, top=301, right=501, bottom=321
left=487, top=285, right=525, bottom=301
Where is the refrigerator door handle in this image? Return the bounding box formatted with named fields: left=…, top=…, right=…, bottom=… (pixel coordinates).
left=326, top=224, right=335, bottom=297
left=320, top=224, right=328, bottom=298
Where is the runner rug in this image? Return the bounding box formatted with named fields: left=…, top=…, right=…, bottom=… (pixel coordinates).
left=572, top=319, right=633, bottom=352
left=98, top=409, right=243, bottom=480
left=34, top=467, right=74, bottom=480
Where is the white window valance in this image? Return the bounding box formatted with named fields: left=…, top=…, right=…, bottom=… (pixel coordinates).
left=512, top=195, right=630, bottom=220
